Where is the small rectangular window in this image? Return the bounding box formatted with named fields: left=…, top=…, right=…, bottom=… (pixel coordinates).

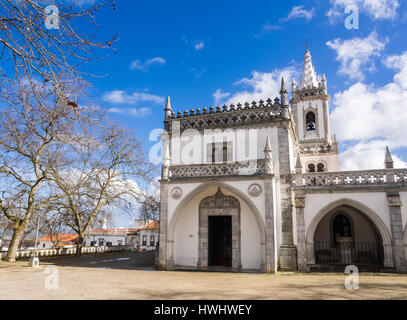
left=150, top=235, right=155, bottom=246
left=142, top=235, right=147, bottom=246
left=207, top=141, right=232, bottom=163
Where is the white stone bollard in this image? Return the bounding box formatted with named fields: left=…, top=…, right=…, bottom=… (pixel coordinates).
left=29, top=256, right=39, bottom=268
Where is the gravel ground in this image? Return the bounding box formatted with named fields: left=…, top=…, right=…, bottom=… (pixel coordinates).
left=0, top=251, right=407, bottom=300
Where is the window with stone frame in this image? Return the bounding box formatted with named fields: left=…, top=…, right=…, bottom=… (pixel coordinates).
left=306, top=112, right=316, bottom=131
left=333, top=213, right=352, bottom=245
left=150, top=235, right=155, bottom=246
left=207, top=141, right=233, bottom=163
left=308, top=163, right=316, bottom=172
left=317, top=163, right=325, bottom=172
left=142, top=235, right=147, bottom=246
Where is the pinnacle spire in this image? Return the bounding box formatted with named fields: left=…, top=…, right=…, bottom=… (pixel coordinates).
left=295, top=154, right=302, bottom=169
left=264, top=136, right=272, bottom=153
left=299, top=49, right=318, bottom=88
left=384, top=146, right=394, bottom=169
left=264, top=136, right=273, bottom=174
left=164, top=96, right=172, bottom=119
left=280, top=77, right=289, bottom=106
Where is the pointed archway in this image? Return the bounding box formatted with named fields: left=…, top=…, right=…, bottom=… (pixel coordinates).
left=167, top=182, right=267, bottom=271
left=306, top=198, right=393, bottom=268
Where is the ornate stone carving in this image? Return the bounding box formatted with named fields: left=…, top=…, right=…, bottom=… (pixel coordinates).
left=170, top=187, right=183, bottom=200
left=292, top=86, right=326, bottom=100
left=297, top=168, right=407, bottom=187
left=166, top=98, right=290, bottom=132
left=169, top=160, right=266, bottom=179
left=200, top=188, right=240, bottom=208
left=294, top=197, right=305, bottom=208
left=387, top=193, right=402, bottom=207
left=299, top=141, right=338, bottom=154
left=248, top=183, right=262, bottom=197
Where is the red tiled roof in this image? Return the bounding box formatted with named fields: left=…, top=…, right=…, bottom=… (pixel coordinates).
left=38, top=234, right=78, bottom=243
left=56, top=243, right=74, bottom=247
left=140, top=220, right=159, bottom=231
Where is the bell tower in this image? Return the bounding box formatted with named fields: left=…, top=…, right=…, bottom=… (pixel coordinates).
left=291, top=49, right=339, bottom=172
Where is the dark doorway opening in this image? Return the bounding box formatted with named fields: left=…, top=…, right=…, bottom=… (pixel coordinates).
left=208, top=216, right=232, bottom=267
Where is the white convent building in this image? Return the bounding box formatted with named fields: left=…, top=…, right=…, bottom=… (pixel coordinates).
left=157, top=49, right=407, bottom=273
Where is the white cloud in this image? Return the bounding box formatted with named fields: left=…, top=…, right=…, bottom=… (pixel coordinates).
left=283, top=6, right=316, bottom=21
left=255, top=6, right=314, bottom=38
left=331, top=51, right=407, bottom=169
left=107, top=107, right=151, bottom=117
left=339, top=140, right=407, bottom=170
left=326, top=32, right=388, bottom=81
left=224, top=67, right=298, bottom=105
left=190, top=68, right=206, bottom=79
left=130, top=57, right=166, bottom=71
left=327, top=0, right=399, bottom=22
left=254, top=22, right=283, bottom=39
left=102, top=90, right=164, bottom=105
left=194, top=41, right=205, bottom=51
left=213, top=89, right=231, bottom=105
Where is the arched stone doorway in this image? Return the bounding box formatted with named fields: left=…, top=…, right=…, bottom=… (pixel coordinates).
left=167, top=182, right=267, bottom=272
left=198, top=188, right=241, bottom=271
left=306, top=199, right=394, bottom=269
left=313, top=205, right=384, bottom=267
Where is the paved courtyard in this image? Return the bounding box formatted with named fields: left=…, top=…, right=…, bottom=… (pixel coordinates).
left=0, top=251, right=407, bottom=299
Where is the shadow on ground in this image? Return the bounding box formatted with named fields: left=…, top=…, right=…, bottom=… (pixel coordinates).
left=22, top=250, right=157, bottom=271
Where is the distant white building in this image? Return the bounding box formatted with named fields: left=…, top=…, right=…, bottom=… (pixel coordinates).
left=37, top=234, right=78, bottom=249
left=127, top=220, right=159, bottom=251
left=84, top=228, right=138, bottom=247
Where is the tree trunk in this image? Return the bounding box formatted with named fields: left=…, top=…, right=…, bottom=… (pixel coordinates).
left=1, top=224, right=10, bottom=247
left=5, top=227, right=25, bottom=262
left=75, top=235, right=84, bottom=257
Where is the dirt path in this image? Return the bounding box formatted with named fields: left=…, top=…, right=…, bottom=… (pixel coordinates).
left=0, top=252, right=406, bottom=299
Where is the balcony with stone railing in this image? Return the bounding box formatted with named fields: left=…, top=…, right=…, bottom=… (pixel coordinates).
left=168, top=160, right=267, bottom=180
left=295, top=169, right=407, bottom=188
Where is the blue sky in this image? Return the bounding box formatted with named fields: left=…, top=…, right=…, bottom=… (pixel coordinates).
left=71, top=0, right=407, bottom=226
left=79, top=0, right=407, bottom=171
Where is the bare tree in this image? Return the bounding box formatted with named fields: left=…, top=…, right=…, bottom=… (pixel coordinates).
left=0, top=76, right=94, bottom=261
left=49, top=122, right=152, bottom=256
left=139, top=194, right=160, bottom=221
left=37, top=207, right=72, bottom=248
left=0, top=214, right=11, bottom=250
left=0, top=0, right=117, bottom=89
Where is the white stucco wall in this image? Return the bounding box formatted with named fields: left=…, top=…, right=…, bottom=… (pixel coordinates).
left=399, top=192, right=407, bottom=236
left=167, top=180, right=267, bottom=225
left=84, top=234, right=127, bottom=246
left=300, top=153, right=340, bottom=172
left=168, top=125, right=280, bottom=167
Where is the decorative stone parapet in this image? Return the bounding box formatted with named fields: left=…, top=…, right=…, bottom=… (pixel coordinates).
left=299, top=141, right=338, bottom=154
left=164, top=98, right=290, bottom=131
left=291, top=85, right=327, bottom=101
left=296, top=169, right=407, bottom=187
left=169, top=160, right=266, bottom=179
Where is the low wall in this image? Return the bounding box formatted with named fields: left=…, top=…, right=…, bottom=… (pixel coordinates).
left=0, top=245, right=134, bottom=260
